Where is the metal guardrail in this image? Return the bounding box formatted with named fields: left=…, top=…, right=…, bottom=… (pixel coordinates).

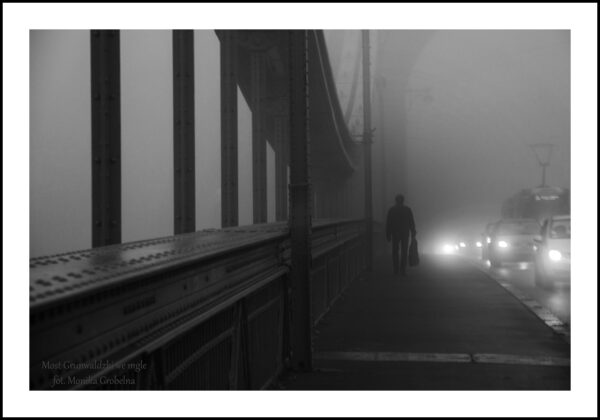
left=30, top=219, right=366, bottom=390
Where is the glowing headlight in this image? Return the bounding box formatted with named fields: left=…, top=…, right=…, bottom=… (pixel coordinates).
left=459, top=242, right=466, bottom=248
left=486, top=237, right=491, bottom=244
left=498, top=240, right=508, bottom=248
left=475, top=241, right=482, bottom=248
left=442, top=244, right=454, bottom=254
left=548, top=250, right=562, bottom=261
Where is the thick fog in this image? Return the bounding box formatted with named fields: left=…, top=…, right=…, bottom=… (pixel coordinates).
left=30, top=31, right=92, bottom=255
left=30, top=30, right=570, bottom=257
left=30, top=30, right=276, bottom=257
left=406, top=31, right=569, bottom=251
left=328, top=30, right=570, bottom=252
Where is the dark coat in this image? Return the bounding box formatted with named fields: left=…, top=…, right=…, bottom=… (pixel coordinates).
left=386, top=205, right=416, bottom=240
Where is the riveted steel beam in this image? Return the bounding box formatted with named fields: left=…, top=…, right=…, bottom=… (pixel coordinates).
left=220, top=31, right=239, bottom=228
left=362, top=30, right=373, bottom=271
left=251, top=52, right=267, bottom=224
left=173, top=30, right=196, bottom=234
left=263, top=77, right=289, bottom=223
left=91, top=30, right=121, bottom=247
left=274, top=114, right=289, bottom=221
left=288, top=30, right=312, bottom=371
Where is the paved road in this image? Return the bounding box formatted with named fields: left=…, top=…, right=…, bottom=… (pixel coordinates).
left=456, top=250, right=570, bottom=325
left=278, top=253, right=570, bottom=390
left=479, top=259, right=571, bottom=325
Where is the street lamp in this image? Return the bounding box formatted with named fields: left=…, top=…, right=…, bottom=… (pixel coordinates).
left=529, top=143, right=554, bottom=187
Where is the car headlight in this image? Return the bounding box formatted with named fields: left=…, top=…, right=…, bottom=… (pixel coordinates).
left=442, top=244, right=454, bottom=254
left=475, top=241, right=482, bottom=248
left=459, top=242, right=466, bottom=248
left=498, top=240, right=508, bottom=248
left=548, top=250, right=562, bottom=261
left=486, top=237, right=491, bottom=244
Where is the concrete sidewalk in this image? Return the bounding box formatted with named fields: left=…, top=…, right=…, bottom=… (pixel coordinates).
left=278, top=253, right=570, bottom=390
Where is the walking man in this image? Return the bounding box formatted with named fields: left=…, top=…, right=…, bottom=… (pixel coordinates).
left=386, top=194, right=417, bottom=276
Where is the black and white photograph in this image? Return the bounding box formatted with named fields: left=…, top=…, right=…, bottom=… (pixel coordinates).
left=3, top=2, right=597, bottom=418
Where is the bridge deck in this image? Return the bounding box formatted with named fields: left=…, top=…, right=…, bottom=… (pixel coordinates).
left=279, top=253, right=570, bottom=390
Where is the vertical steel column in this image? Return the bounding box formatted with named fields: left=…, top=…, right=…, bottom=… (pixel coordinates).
left=251, top=52, right=267, bottom=224
left=312, top=180, right=321, bottom=219
left=376, top=76, right=388, bottom=222
left=335, top=181, right=341, bottom=219
left=288, top=30, right=312, bottom=371
left=283, top=114, right=290, bottom=221
left=91, top=30, right=121, bottom=247
left=329, top=182, right=335, bottom=219
left=274, top=114, right=289, bottom=221
left=362, top=30, right=373, bottom=271
left=173, top=30, right=196, bottom=234
left=220, top=31, right=239, bottom=227
left=398, top=89, right=408, bottom=195
left=229, top=299, right=250, bottom=389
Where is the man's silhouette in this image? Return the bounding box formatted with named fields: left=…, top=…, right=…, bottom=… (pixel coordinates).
left=386, top=194, right=417, bottom=276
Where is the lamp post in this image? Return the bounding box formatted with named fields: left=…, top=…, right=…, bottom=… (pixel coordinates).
left=530, top=143, right=554, bottom=187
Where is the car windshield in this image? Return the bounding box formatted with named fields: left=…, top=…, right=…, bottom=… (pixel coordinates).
left=550, top=219, right=570, bottom=239
left=496, top=221, right=539, bottom=235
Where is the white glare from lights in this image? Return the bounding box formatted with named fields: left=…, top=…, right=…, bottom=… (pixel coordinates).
left=486, top=237, right=491, bottom=244
left=475, top=241, right=482, bottom=248
left=442, top=244, right=455, bottom=254
left=548, top=249, right=562, bottom=261
left=535, top=194, right=559, bottom=201
left=498, top=240, right=509, bottom=248
left=459, top=242, right=466, bottom=248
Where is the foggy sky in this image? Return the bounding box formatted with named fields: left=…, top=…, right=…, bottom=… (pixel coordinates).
left=375, top=30, right=570, bottom=250
left=30, top=30, right=571, bottom=257
left=30, top=30, right=281, bottom=257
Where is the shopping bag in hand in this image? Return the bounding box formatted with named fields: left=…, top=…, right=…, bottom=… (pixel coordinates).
left=409, top=238, right=419, bottom=267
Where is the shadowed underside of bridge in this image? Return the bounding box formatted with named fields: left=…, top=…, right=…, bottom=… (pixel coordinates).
left=30, top=30, right=370, bottom=390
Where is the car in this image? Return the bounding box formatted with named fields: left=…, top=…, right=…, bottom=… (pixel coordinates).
left=459, top=237, right=484, bottom=258
left=533, top=215, right=571, bottom=289
left=488, top=218, right=540, bottom=268
left=480, top=221, right=499, bottom=261
left=453, top=238, right=468, bottom=254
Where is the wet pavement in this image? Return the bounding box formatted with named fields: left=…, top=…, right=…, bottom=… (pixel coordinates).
left=278, top=253, right=570, bottom=390
left=480, top=259, right=571, bottom=325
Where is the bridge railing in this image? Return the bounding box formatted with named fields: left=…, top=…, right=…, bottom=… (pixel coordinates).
left=30, top=219, right=366, bottom=390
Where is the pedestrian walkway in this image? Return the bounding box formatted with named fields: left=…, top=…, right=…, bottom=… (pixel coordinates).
left=279, top=253, right=570, bottom=390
